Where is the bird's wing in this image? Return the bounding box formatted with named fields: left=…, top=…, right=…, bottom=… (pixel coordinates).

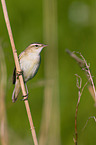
left=12, top=51, right=25, bottom=84
left=13, top=67, right=16, bottom=84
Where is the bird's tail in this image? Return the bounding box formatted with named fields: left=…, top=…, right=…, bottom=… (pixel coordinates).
left=12, top=79, right=21, bottom=102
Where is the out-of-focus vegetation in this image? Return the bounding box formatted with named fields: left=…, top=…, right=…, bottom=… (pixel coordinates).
left=0, top=0, right=96, bottom=145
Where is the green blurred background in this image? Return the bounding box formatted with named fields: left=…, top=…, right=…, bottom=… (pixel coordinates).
left=0, top=0, right=96, bottom=145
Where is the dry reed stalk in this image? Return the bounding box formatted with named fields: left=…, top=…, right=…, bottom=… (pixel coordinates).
left=66, top=49, right=96, bottom=104
left=74, top=75, right=87, bottom=145
left=1, top=0, right=38, bottom=144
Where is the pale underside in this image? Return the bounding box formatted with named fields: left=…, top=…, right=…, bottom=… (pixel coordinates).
left=19, top=51, right=40, bottom=82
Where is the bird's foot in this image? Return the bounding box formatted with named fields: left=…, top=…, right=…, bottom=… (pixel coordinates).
left=16, top=70, right=23, bottom=79
left=21, top=93, right=28, bottom=101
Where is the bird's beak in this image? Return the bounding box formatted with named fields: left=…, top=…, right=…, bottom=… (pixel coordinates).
left=43, top=44, right=48, bottom=47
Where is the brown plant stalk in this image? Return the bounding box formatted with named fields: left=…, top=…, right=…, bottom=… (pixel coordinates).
left=66, top=49, right=96, bottom=103
left=1, top=0, right=38, bottom=145
left=74, top=75, right=88, bottom=145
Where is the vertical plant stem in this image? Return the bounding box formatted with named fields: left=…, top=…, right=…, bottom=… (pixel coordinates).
left=39, top=0, right=61, bottom=145
left=1, top=0, right=38, bottom=145
left=74, top=75, right=88, bottom=145
left=0, top=45, right=8, bottom=145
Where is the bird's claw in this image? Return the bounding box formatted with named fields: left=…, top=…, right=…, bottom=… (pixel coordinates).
left=21, top=93, right=28, bottom=101
left=16, top=71, right=23, bottom=79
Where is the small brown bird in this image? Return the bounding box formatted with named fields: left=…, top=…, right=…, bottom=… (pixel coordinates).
left=12, top=43, right=47, bottom=102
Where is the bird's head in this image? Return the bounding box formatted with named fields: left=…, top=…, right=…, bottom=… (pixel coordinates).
left=26, top=43, right=47, bottom=54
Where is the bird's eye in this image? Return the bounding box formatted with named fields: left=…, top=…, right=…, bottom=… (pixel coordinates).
left=35, top=45, right=38, bottom=47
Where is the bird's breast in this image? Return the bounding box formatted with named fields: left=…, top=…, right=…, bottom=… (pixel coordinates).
left=20, top=53, right=40, bottom=82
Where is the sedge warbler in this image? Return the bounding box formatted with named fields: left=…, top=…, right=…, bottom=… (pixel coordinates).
left=12, top=43, right=47, bottom=102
